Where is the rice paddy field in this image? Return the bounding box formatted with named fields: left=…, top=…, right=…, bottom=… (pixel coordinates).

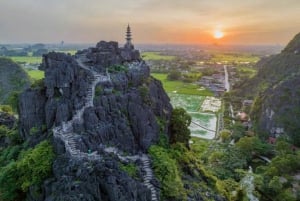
left=168, top=92, right=218, bottom=139
left=151, top=73, right=213, bottom=96
left=9, top=56, right=42, bottom=64
left=168, top=93, right=204, bottom=112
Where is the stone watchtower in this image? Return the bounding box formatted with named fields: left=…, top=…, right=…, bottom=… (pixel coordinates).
left=120, top=24, right=140, bottom=61
left=124, top=24, right=134, bottom=50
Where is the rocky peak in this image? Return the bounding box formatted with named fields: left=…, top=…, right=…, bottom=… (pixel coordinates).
left=20, top=40, right=172, bottom=153
left=18, top=40, right=172, bottom=200
left=282, top=32, right=300, bottom=54
left=76, top=41, right=141, bottom=73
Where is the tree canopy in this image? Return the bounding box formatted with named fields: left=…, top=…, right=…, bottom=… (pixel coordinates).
left=169, top=108, right=191, bottom=147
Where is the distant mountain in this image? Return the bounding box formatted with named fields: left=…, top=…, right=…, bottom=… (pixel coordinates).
left=282, top=32, right=300, bottom=53
left=0, top=58, right=30, bottom=105
left=238, top=32, right=300, bottom=145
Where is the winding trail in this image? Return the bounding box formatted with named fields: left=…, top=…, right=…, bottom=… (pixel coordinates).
left=52, top=55, right=158, bottom=200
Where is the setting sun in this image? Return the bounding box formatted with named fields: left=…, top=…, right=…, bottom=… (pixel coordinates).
left=213, top=30, right=224, bottom=39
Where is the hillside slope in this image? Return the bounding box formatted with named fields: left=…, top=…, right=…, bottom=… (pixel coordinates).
left=237, top=33, right=300, bottom=145
left=0, top=58, right=30, bottom=104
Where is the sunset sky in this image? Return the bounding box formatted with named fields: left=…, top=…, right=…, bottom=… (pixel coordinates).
left=1, top=0, right=300, bottom=45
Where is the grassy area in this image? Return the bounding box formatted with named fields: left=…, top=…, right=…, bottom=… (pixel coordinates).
left=237, top=66, right=257, bottom=78
left=142, top=52, right=175, bottom=61
left=8, top=56, right=42, bottom=64
left=210, top=52, right=260, bottom=63
left=26, top=70, right=44, bottom=80
left=152, top=73, right=213, bottom=96
left=5, top=50, right=77, bottom=64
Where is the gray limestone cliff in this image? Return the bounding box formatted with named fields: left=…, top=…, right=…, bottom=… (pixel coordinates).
left=19, top=41, right=172, bottom=201
left=249, top=32, right=300, bottom=145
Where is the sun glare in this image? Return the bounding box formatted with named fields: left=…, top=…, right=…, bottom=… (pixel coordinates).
left=213, top=30, right=224, bottom=39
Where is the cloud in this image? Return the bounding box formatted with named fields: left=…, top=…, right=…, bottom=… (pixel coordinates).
left=0, top=0, right=299, bottom=44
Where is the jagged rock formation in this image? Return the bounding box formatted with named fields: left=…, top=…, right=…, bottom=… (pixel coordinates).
left=19, top=41, right=172, bottom=201
left=240, top=32, right=300, bottom=145
left=0, top=58, right=30, bottom=104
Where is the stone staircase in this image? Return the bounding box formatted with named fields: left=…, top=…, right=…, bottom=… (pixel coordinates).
left=141, top=154, right=158, bottom=201
left=53, top=55, right=110, bottom=160
left=52, top=55, right=159, bottom=200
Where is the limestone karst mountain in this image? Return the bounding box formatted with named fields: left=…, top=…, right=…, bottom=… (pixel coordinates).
left=18, top=39, right=172, bottom=200
left=233, top=32, right=300, bottom=146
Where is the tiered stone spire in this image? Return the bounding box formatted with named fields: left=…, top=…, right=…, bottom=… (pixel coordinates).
left=125, top=24, right=134, bottom=49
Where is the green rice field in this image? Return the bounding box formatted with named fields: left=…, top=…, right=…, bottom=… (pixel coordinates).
left=9, top=56, right=42, bottom=64
left=168, top=93, right=204, bottom=112
left=168, top=92, right=217, bottom=139
left=152, top=73, right=213, bottom=96
left=141, top=52, right=175, bottom=61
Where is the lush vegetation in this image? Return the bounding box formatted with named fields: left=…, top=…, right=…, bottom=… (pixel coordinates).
left=142, top=52, right=175, bottom=61
left=0, top=140, right=55, bottom=201
left=149, top=145, right=186, bottom=200
left=119, top=162, right=138, bottom=178
left=167, top=70, right=202, bottom=83
left=169, top=108, right=191, bottom=146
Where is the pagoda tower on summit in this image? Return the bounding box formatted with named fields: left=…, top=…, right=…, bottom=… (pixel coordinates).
left=124, top=24, right=134, bottom=49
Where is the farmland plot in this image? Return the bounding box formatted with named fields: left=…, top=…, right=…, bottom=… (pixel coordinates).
left=168, top=92, right=219, bottom=139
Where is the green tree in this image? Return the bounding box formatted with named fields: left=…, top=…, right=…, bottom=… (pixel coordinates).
left=268, top=176, right=282, bottom=193
left=220, top=129, right=231, bottom=142
left=231, top=122, right=246, bottom=141
left=149, top=145, right=186, bottom=200
left=6, top=91, right=20, bottom=112
left=169, top=108, right=191, bottom=147
left=0, top=161, right=22, bottom=201
left=236, top=136, right=272, bottom=160
left=0, top=105, right=13, bottom=114
left=17, top=141, right=55, bottom=191
left=275, top=140, right=292, bottom=155
left=0, top=140, right=55, bottom=200
left=167, top=70, right=181, bottom=81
